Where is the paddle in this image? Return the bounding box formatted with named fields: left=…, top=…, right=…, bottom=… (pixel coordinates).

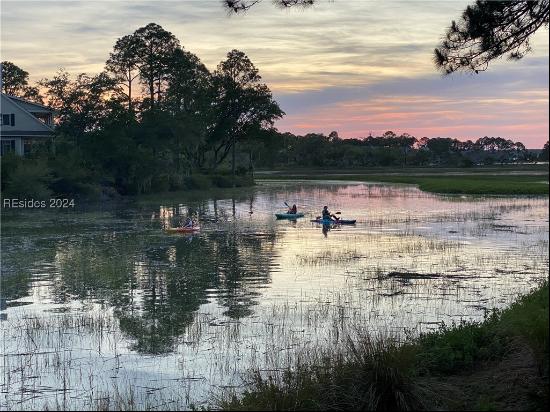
left=316, top=211, right=342, bottom=221
left=283, top=201, right=290, bottom=213
left=284, top=201, right=299, bottom=215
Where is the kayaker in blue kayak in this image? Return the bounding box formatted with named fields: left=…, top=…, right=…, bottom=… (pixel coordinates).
left=322, top=206, right=339, bottom=222
left=288, top=204, right=298, bottom=214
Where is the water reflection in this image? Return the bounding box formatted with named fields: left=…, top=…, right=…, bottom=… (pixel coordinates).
left=1, top=181, right=548, bottom=409
left=58, top=229, right=277, bottom=353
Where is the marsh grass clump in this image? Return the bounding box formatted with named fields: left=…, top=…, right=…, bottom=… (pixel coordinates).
left=220, top=333, right=424, bottom=411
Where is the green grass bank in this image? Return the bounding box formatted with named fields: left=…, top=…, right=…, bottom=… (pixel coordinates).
left=256, top=166, right=549, bottom=195
left=220, top=283, right=549, bottom=411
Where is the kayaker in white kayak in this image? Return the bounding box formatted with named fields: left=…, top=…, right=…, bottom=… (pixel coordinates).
left=322, top=206, right=339, bottom=222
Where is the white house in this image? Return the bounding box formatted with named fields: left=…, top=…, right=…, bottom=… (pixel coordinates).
left=0, top=93, right=55, bottom=156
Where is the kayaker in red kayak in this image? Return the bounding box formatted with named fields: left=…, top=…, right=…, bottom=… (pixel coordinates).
left=322, top=206, right=339, bottom=221
left=182, top=217, right=195, bottom=228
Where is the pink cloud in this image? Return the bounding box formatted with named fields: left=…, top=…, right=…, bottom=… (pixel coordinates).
left=276, top=92, right=549, bottom=148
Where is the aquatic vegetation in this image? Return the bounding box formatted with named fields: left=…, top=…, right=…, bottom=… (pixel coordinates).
left=257, top=171, right=550, bottom=195
left=1, top=181, right=547, bottom=410
left=220, top=283, right=549, bottom=411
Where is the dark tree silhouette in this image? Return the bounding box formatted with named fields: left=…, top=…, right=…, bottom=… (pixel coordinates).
left=106, top=35, right=141, bottom=113
left=541, top=140, right=549, bottom=161
left=210, top=50, right=284, bottom=172
left=1, top=61, right=29, bottom=95
left=1, top=61, right=43, bottom=103
left=132, top=23, right=180, bottom=108
left=39, top=70, right=120, bottom=138
left=434, top=1, right=550, bottom=74
left=224, top=0, right=314, bottom=12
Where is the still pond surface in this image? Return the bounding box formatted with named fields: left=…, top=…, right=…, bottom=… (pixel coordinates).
left=1, top=180, right=548, bottom=409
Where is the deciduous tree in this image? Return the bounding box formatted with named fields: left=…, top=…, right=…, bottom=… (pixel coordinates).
left=1, top=61, right=43, bottom=103
left=210, top=50, right=284, bottom=173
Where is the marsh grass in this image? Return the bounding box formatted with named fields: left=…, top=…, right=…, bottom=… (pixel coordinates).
left=2, top=282, right=547, bottom=410
left=257, top=173, right=549, bottom=195
left=219, top=283, right=549, bottom=411
left=220, top=333, right=424, bottom=411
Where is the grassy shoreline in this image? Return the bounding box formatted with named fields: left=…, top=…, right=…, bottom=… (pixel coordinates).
left=255, top=166, right=549, bottom=195
left=220, top=283, right=549, bottom=411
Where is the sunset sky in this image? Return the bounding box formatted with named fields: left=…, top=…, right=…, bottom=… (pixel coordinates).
left=1, top=0, right=548, bottom=147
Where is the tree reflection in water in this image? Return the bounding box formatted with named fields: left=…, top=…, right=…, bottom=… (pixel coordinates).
left=44, top=202, right=278, bottom=353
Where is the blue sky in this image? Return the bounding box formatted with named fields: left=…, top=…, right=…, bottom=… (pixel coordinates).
left=1, top=0, right=548, bottom=147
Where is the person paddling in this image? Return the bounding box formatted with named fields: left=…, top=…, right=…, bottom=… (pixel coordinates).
left=322, top=206, right=339, bottom=222
left=288, top=204, right=298, bottom=214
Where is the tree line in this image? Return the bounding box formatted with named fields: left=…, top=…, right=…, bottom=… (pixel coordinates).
left=252, top=130, right=549, bottom=169
left=1, top=23, right=283, bottom=199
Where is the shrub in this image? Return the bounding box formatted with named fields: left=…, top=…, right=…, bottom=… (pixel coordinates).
left=414, top=316, right=506, bottom=375
left=211, top=174, right=255, bottom=188
left=151, top=174, right=170, bottom=192
left=2, top=158, right=52, bottom=199
left=47, top=149, right=103, bottom=199
left=497, top=282, right=549, bottom=374
left=211, top=174, right=234, bottom=188
left=183, top=175, right=212, bottom=190
left=169, top=174, right=185, bottom=191
left=1, top=153, right=22, bottom=191
left=235, top=166, right=249, bottom=176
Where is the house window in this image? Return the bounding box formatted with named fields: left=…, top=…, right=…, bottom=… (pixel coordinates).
left=1, top=140, right=16, bottom=156
left=24, top=139, right=33, bottom=155
left=0, top=114, right=10, bottom=126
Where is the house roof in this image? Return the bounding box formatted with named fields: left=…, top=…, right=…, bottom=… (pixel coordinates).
left=0, top=92, right=55, bottom=136
left=5, top=93, right=56, bottom=113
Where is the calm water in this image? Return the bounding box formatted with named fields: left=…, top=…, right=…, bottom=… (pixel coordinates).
left=1, top=181, right=548, bottom=409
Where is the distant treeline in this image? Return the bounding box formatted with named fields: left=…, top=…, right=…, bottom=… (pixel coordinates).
left=251, top=130, right=549, bottom=169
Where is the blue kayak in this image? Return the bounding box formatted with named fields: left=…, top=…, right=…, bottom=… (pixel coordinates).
left=311, top=218, right=356, bottom=225
left=276, top=212, right=305, bottom=219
